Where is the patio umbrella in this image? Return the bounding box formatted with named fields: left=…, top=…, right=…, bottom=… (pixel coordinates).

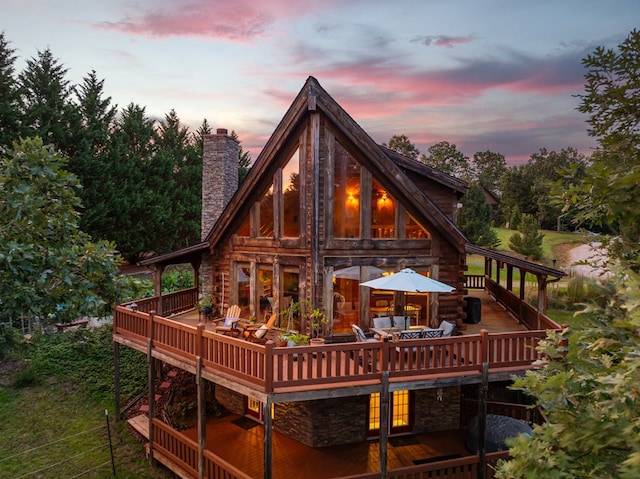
left=360, top=268, right=455, bottom=322
left=359, top=268, right=455, bottom=293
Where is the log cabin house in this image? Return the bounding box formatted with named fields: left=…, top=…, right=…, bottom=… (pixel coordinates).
left=113, top=77, right=564, bottom=479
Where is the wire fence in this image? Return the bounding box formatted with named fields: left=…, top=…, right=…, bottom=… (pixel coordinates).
left=0, top=411, right=117, bottom=479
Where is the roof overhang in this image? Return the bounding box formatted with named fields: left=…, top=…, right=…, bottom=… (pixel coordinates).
left=466, top=244, right=566, bottom=279
left=139, top=241, right=209, bottom=267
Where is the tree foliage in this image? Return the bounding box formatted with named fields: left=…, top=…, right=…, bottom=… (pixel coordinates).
left=562, top=29, right=640, bottom=267
left=457, top=182, right=499, bottom=247
left=497, top=30, right=640, bottom=478
left=383, top=134, right=420, bottom=160
left=0, top=137, right=120, bottom=326
left=471, top=150, right=506, bottom=194
left=0, top=32, right=21, bottom=150
left=508, top=214, right=544, bottom=260
left=420, top=140, right=472, bottom=179
left=496, top=268, right=640, bottom=479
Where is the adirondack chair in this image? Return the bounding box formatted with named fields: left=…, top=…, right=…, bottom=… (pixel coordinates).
left=214, top=305, right=243, bottom=337
left=244, top=313, right=278, bottom=344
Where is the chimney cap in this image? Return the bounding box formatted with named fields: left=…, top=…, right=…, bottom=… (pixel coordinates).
left=216, top=128, right=228, bottom=135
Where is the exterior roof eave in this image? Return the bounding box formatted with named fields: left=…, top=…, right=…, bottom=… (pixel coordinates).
left=466, top=243, right=566, bottom=278
left=139, top=241, right=209, bottom=267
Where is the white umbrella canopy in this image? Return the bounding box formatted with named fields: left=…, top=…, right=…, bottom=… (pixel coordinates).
left=359, top=268, right=455, bottom=293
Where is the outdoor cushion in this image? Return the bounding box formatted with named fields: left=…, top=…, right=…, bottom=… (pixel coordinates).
left=254, top=324, right=269, bottom=338
left=392, top=316, right=410, bottom=329
left=372, top=316, right=392, bottom=328
left=439, top=320, right=455, bottom=337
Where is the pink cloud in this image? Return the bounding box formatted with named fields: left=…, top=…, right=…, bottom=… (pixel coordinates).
left=411, top=35, right=475, bottom=48
left=96, top=0, right=344, bottom=42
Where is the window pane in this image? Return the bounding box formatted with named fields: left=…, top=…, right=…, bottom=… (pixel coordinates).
left=282, top=150, right=300, bottom=238
left=259, top=185, right=274, bottom=237
left=406, top=213, right=430, bottom=239
left=368, top=393, right=380, bottom=431
left=282, top=266, right=299, bottom=317
left=237, top=215, right=250, bottom=237
left=236, top=263, right=251, bottom=315
left=371, top=180, right=395, bottom=238
left=258, top=265, right=273, bottom=321
left=333, top=143, right=360, bottom=238
left=391, top=391, right=409, bottom=428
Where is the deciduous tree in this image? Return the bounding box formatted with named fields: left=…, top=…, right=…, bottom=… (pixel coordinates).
left=420, top=140, right=472, bottom=180
left=0, top=137, right=119, bottom=326
left=383, top=134, right=420, bottom=160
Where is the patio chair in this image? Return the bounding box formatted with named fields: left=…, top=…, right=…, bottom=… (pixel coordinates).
left=420, top=328, right=444, bottom=339
left=244, top=313, right=278, bottom=344
left=214, top=304, right=242, bottom=337
left=351, top=324, right=379, bottom=343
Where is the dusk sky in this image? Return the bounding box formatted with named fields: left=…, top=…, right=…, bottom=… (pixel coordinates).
left=3, top=0, right=638, bottom=164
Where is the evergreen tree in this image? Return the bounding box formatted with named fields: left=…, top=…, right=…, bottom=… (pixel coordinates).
left=230, top=130, right=252, bottom=185
left=157, top=109, right=199, bottom=248
left=508, top=214, right=544, bottom=260
left=457, top=182, right=500, bottom=247
left=105, top=103, right=161, bottom=262
left=509, top=204, right=522, bottom=230
left=72, top=71, right=117, bottom=237
left=18, top=48, right=80, bottom=156
left=0, top=32, right=21, bottom=150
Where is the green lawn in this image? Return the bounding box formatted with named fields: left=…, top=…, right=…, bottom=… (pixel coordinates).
left=493, top=227, right=587, bottom=265
left=0, top=328, right=174, bottom=479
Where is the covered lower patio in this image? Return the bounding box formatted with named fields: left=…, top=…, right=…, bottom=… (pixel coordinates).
left=128, top=405, right=522, bottom=479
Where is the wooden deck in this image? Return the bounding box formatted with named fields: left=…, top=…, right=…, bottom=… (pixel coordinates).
left=170, top=289, right=523, bottom=336
left=129, top=412, right=473, bottom=479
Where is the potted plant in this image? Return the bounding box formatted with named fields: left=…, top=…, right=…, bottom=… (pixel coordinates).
left=195, top=295, right=214, bottom=316
left=276, top=334, right=289, bottom=347
left=285, top=332, right=309, bottom=347
left=287, top=300, right=328, bottom=343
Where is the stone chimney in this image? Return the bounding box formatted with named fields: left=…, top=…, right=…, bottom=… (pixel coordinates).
left=201, top=128, right=239, bottom=240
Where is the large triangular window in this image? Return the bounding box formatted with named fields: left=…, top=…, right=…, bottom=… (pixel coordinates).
left=333, top=142, right=361, bottom=239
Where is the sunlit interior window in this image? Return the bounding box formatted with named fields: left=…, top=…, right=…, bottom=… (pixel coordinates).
left=282, top=150, right=300, bottom=238
left=391, top=390, right=409, bottom=428
left=371, top=180, right=396, bottom=238
left=259, top=185, right=274, bottom=238
left=368, top=393, right=380, bottom=430
left=333, top=142, right=361, bottom=238
left=236, top=263, right=250, bottom=316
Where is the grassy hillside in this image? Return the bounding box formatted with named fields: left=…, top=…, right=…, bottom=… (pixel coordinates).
left=492, top=227, right=587, bottom=267
left=0, top=327, right=174, bottom=479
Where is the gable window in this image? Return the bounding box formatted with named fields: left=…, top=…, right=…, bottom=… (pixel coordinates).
left=333, top=142, right=361, bottom=239
left=406, top=212, right=430, bottom=239
left=259, top=185, right=274, bottom=238
left=371, top=180, right=396, bottom=238
left=282, top=150, right=300, bottom=238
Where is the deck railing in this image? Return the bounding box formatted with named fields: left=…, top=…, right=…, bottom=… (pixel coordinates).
left=114, top=305, right=553, bottom=394
left=486, top=279, right=560, bottom=330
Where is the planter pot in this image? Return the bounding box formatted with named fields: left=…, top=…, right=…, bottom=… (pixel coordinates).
left=309, top=338, right=325, bottom=346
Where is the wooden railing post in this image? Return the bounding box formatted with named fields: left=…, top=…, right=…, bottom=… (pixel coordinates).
left=264, top=341, right=274, bottom=393
left=195, top=323, right=205, bottom=358
left=148, top=310, right=156, bottom=342
left=480, top=329, right=489, bottom=367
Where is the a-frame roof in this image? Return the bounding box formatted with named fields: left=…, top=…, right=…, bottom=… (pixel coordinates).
left=206, top=76, right=468, bottom=251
